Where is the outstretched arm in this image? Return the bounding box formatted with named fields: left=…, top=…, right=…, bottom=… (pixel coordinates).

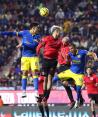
left=0, top=31, right=23, bottom=37
left=0, top=31, right=18, bottom=36
left=36, top=37, right=46, bottom=55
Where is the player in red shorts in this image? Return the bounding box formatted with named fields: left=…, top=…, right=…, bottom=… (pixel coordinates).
left=57, top=36, right=75, bottom=108
left=37, top=73, right=49, bottom=117
left=83, top=67, right=98, bottom=117
left=36, top=25, right=62, bottom=101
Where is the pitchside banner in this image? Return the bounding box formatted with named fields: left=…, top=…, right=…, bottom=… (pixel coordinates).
left=0, top=90, right=90, bottom=104
left=0, top=105, right=98, bottom=117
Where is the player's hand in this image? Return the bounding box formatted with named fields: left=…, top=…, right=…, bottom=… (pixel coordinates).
left=81, top=85, right=85, bottom=90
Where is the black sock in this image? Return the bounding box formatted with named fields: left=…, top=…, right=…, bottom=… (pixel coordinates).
left=92, top=111, right=96, bottom=117
left=44, top=90, right=47, bottom=97
left=38, top=104, right=44, bottom=117
left=46, top=90, right=51, bottom=99
left=64, top=86, right=74, bottom=102
left=45, top=105, right=49, bottom=117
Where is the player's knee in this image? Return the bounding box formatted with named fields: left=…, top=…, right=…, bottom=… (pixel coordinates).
left=63, top=81, right=68, bottom=86
left=22, top=71, right=28, bottom=76
left=90, top=99, right=95, bottom=104
left=33, top=70, right=39, bottom=78
left=49, top=68, right=55, bottom=76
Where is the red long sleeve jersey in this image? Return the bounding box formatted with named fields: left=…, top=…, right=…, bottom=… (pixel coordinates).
left=36, top=35, right=62, bottom=59
left=58, top=44, right=70, bottom=65
left=83, top=74, right=98, bottom=94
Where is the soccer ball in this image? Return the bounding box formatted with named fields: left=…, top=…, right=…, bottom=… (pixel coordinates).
left=39, top=7, right=49, bottom=17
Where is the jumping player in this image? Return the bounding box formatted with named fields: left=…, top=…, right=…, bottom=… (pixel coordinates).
left=54, top=36, right=75, bottom=109
left=83, top=67, right=98, bottom=117
left=57, top=44, right=98, bottom=108
left=0, top=22, right=41, bottom=98
left=36, top=25, right=62, bottom=101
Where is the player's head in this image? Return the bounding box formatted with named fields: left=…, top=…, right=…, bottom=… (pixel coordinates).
left=62, top=36, right=70, bottom=45
left=86, top=67, right=94, bottom=75
left=69, top=44, right=77, bottom=54
left=30, top=22, right=40, bottom=35
left=50, top=25, right=62, bottom=39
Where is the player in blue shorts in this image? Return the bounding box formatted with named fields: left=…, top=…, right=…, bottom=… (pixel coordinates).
left=0, top=22, right=41, bottom=98
left=57, top=44, right=98, bottom=108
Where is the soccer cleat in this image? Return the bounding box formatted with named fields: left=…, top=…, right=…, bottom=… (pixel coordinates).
left=79, top=98, right=85, bottom=107
left=34, top=90, right=39, bottom=99
left=74, top=100, right=79, bottom=108
left=22, top=91, right=27, bottom=98
left=69, top=101, right=75, bottom=110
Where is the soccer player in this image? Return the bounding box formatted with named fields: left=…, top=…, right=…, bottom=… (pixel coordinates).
left=36, top=25, right=62, bottom=101
left=0, top=22, right=41, bottom=98
left=57, top=44, right=98, bottom=108
left=55, top=36, right=75, bottom=108
left=83, top=67, right=98, bottom=117
left=37, top=74, right=49, bottom=117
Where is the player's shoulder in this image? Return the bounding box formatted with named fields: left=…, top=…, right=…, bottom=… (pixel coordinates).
left=20, top=30, right=29, bottom=35
left=79, top=49, right=88, bottom=54
left=93, top=74, right=98, bottom=78
left=83, top=75, right=88, bottom=80
left=33, top=34, right=41, bottom=39
left=42, top=35, right=52, bottom=41
left=44, top=35, right=52, bottom=39
left=68, top=52, right=72, bottom=56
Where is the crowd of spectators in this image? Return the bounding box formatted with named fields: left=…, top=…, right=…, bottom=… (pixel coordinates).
left=0, top=0, right=98, bottom=87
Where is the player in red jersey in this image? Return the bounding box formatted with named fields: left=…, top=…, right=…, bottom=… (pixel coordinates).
left=57, top=36, right=75, bottom=108
left=83, top=67, right=98, bottom=117
left=36, top=25, right=62, bottom=101
left=37, top=73, right=49, bottom=117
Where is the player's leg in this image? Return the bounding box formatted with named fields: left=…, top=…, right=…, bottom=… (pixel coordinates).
left=72, top=74, right=84, bottom=108
left=42, top=58, right=55, bottom=101
left=62, top=80, right=75, bottom=109
left=57, top=65, right=75, bottom=105
left=44, top=59, right=57, bottom=100
left=41, top=58, right=50, bottom=100
left=91, top=99, right=96, bottom=117
left=37, top=95, right=45, bottom=117
left=58, top=69, right=76, bottom=108
left=89, top=94, right=98, bottom=117
left=21, top=57, right=30, bottom=98
left=31, top=57, right=40, bottom=97
left=73, top=85, right=84, bottom=106
left=43, top=100, right=49, bottom=117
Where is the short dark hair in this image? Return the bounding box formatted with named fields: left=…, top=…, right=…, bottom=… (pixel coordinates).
left=70, top=43, right=76, bottom=48
left=86, top=66, right=94, bottom=70
left=30, top=22, right=39, bottom=28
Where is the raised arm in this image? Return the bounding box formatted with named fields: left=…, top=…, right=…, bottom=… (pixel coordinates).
left=0, top=31, right=18, bottom=36
left=36, top=37, right=46, bottom=55
left=0, top=31, right=23, bottom=37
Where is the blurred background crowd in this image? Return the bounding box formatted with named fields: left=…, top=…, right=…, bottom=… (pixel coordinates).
left=0, top=0, right=98, bottom=88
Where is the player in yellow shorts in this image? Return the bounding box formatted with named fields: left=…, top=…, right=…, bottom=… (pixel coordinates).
left=0, top=22, right=41, bottom=98
left=57, top=44, right=98, bottom=108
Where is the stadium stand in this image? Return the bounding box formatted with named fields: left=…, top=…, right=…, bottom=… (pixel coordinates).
left=0, top=0, right=98, bottom=87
